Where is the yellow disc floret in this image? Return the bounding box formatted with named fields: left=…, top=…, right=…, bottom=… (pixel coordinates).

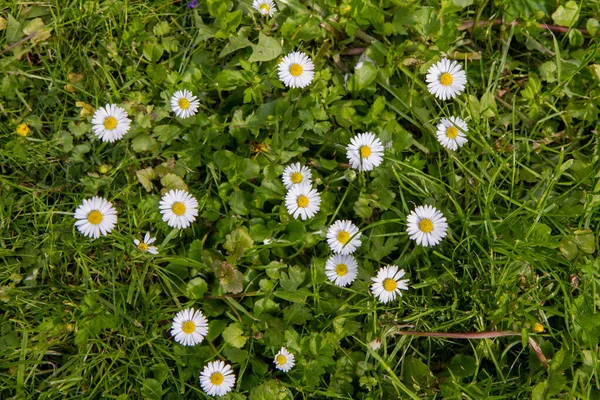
left=360, top=145, right=372, bottom=158
left=182, top=320, right=196, bottom=334
left=419, top=219, right=434, bottom=233
left=297, top=195, right=309, bottom=208
left=87, top=210, right=104, bottom=225
left=291, top=172, right=303, bottom=184
left=172, top=202, right=186, bottom=216
left=439, top=72, right=453, bottom=86
left=446, top=126, right=458, bottom=139
left=335, top=264, right=348, bottom=276
left=383, top=278, right=397, bottom=292
left=210, top=372, right=224, bottom=385
left=178, top=97, right=190, bottom=110
left=337, top=231, right=350, bottom=244
left=289, top=63, right=303, bottom=77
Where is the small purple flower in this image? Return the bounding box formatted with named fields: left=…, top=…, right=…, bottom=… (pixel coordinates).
left=187, top=0, right=198, bottom=8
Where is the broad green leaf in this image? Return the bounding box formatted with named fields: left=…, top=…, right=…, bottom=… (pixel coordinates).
left=249, top=33, right=282, bottom=62
left=551, top=1, right=579, bottom=27
left=219, top=29, right=252, bottom=58
left=131, top=134, right=157, bottom=153
left=160, top=173, right=188, bottom=192
left=224, top=226, right=254, bottom=262
left=140, top=379, right=162, bottom=400
left=279, top=265, right=306, bottom=292
left=222, top=322, right=247, bottom=348
left=449, top=354, right=477, bottom=378
left=186, top=277, right=208, bottom=299
left=136, top=167, right=156, bottom=192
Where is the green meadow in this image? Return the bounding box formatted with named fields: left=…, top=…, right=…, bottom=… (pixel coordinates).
left=1, top=0, right=599, bottom=398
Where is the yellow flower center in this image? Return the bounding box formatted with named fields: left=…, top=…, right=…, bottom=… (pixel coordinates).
left=260, top=4, right=270, bottom=12
left=182, top=320, right=196, bottom=334
left=171, top=202, right=186, bottom=216
left=419, top=219, right=434, bottom=233
left=291, top=172, right=303, bottom=184
left=439, top=72, right=453, bottom=86
left=103, top=116, right=118, bottom=130
left=210, top=372, right=224, bottom=385
left=360, top=145, right=371, bottom=158
left=276, top=355, right=287, bottom=365
left=138, top=242, right=149, bottom=252
left=383, top=278, right=397, bottom=292
left=533, top=323, right=545, bottom=333
left=289, top=63, right=303, bottom=77
left=87, top=210, right=103, bottom=225
left=178, top=97, right=190, bottom=110
left=335, top=264, right=348, bottom=276
left=337, top=231, right=350, bottom=244
left=16, top=123, right=30, bottom=136
left=446, top=126, right=458, bottom=139
left=297, top=195, right=309, bottom=208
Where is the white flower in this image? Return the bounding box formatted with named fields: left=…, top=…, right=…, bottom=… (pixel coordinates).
left=325, top=254, right=358, bottom=287
left=436, top=116, right=468, bottom=151
left=406, top=205, right=448, bottom=247
left=171, top=308, right=208, bottom=346
left=91, top=104, right=131, bottom=142
left=74, top=196, right=118, bottom=239
left=282, top=162, right=312, bottom=189
left=252, top=0, right=277, bottom=16
left=199, top=361, right=236, bottom=397
left=284, top=183, right=321, bottom=220
left=134, top=232, right=158, bottom=254
left=346, top=132, right=385, bottom=172
left=326, top=220, right=361, bottom=255
left=273, top=347, right=295, bottom=372
left=426, top=58, right=467, bottom=100
left=170, top=89, right=199, bottom=119
left=159, top=189, right=199, bottom=229
left=278, top=51, right=315, bottom=89
left=370, top=265, right=410, bottom=304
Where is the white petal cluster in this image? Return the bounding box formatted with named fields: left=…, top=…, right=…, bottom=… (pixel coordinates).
left=74, top=197, right=118, bottom=239
left=406, top=205, right=448, bottom=247
left=426, top=58, right=467, bottom=100
left=278, top=52, right=315, bottom=89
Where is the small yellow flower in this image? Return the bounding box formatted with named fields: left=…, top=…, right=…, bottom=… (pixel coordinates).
left=533, top=323, right=545, bottom=333
left=16, top=123, right=30, bottom=137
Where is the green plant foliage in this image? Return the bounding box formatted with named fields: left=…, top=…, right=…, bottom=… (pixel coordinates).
left=1, top=0, right=600, bottom=399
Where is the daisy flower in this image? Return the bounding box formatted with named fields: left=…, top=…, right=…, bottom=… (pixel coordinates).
left=285, top=183, right=321, bottom=220
left=171, top=308, right=208, bottom=346
left=199, top=361, right=236, bottom=397
left=282, top=162, right=312, bottom=189
left=134, top=232, right=158, bottom=254
left=74, top=197, right=118, bottom=239
left=370, top=265, right=410, bottom=304
left=426, top=58, right=467, bottom=100
left=406, top=205, right=448, bottom=247
left=91, top=104, right=131, bottom=142
left=346, top=132, right=385, bottom=172
left=252, top=0, right=277, bottom=16
left=325, top=254, right=358, bottom=287
left=170, top=89, right=199, bottom=119
left=436, top=116, right=468, bottom=151
left=159, top=189, right=199, bottom=229
left=278, top=52, right=315, bottom=89
left=274, top=347, right=295, bottom=372
left=326, top=220, right=361, bottom=255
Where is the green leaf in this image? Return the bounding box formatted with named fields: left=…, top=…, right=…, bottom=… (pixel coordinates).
left=186, top=277, right=208, bottom=299
left=279, top=265, right=306, bottom=292
left=142, top=43, right=164, bottom=62
left=586, top=18, right=600, bottom=36
left=224, top=226, right=254, bottom=263
left=140, top=379, right=162, bottom=400
left=352, top=63, right=378, bottom=92
left=136, top=167, right=156, bottom=192
left=551, top=1, right=579, bottom=27
left=452, top=0, right=473, bottom=7
left=219, top=29, right=252, bottom=58
left=219, top=262, right=244, bottom=294
left=249, top=32, right=282, bottom=63
left=449, top=354, right=477, bottom=378
left=222, top=322, right=247, bottom=348
left=160, top=173, right=188, bottom=192
left=131, top=134, right=157, bottom=153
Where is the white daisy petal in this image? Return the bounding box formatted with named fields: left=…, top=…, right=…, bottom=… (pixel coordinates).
left=326, top=220, right=362, bottom=255
left=73, top=197, right=117, bottom=239
left=171, top=308, right=208, bottom=346
left=200, top=361, right=236, bottom=397
left=426, top=58, right=467, bottom=100
left=325, top=254, right=359, bottom=287
left=252, top=0, right=277, bottom=16
left=346, top=132, right=385, bottom=172
left=159, top=189, right=199, bottom=229
left=284, top=183, right=321, bottom=220
left=134, top=232, right=159, bottom=254
left=170, top=89, right=200, bottom=119
left=370, top=265, right=410, bottom=304
left=278, top=51, right=315, bottom=89
left=274, top=347, right=295, bottom=372
left=91, top=104, right=131, bottom=142
left=436, top=116, right=468, bottom=151
left=406, top=205, right=448, bottom=247
left=282, top=162, right=313, bottom=189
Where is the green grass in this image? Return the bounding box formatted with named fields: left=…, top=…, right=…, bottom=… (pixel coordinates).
left=1, top=0, right=600, bottom=399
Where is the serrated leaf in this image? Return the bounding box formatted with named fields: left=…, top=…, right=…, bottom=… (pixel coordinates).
left=222, top=322, right=247, bottom=348
left=160, top=173, right=187, bottom=192
left=551, top=1, right=579, bottom=27
left=224, top=226, right=254, bottom=263
left=219, top=262, right=243, bottom=294
left=136, top=167, right=156, bottom=192
left=131, top=134, right=157, bottom=153
left=279, top=265, right=306, bottom=292
left=249, top=32, right=282, bottom=62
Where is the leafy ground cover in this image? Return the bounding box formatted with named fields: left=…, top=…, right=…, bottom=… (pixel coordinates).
left=1, top=0, right=600, bottom=399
